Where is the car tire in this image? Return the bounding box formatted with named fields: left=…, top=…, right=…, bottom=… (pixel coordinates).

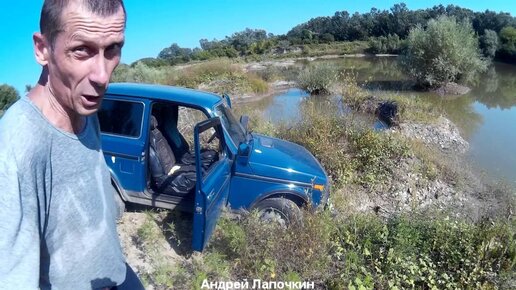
left=113, top=186, right=125, bottom=221
left=254, top=198, right=302, bottom=227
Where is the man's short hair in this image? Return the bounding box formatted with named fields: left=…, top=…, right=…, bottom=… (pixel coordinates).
left=40, top=0, right=126, bottom=48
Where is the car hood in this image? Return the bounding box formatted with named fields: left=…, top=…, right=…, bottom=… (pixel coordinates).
left=247, top=134, right=327, bottom=184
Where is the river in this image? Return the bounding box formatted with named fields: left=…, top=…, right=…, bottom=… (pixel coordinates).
left=247, top=57, right=516, bottom=185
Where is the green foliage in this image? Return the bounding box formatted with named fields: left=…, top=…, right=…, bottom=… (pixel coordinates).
left=499, top=26, right=516, bottom=47
left=158, top=43, right=194, bottom=64
left=268, top=95, right=409, bottom=187
left=110, top=62, right=171, bottom=84
left=186, top=210, right=516, bottom=290
left=332, top=215, right=515, bottom=289
left=297, top=63, right=338, bottom=95
left=209, top=210, right=336, bottom=282
left=399, top=16, right=488, bottom=88
left=368, top=34, right=404, bottom=54
left=110, top=59, right=269, bottom=96
left=480, top=29, right=499, bottom=59
left=173, top=59, right=269, bottom=95
left=347, top=129, right=409, bottom=185
left=0, top=84, right=19, bottom=114
left=132, top=57, right=169, bottom=68
left=499, top=26, right=516, bottom=61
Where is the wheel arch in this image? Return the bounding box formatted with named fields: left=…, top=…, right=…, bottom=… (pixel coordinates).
left=109, top=170, right=127, bottom=202
left=250, top=190, right=308, bottom=209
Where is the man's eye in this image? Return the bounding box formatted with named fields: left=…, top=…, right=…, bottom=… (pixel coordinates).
left=106, top=44, right=122, bottom=58
left=107, top=44, right=121, bottom=52
left=73, top=46, right=90, bottom=55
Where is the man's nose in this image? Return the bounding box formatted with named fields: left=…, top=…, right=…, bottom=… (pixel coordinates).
left=89, top=55, right=110, bottom=87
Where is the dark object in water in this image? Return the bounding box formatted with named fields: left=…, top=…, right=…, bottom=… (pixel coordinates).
left=376, top=101, right=399, bottom=127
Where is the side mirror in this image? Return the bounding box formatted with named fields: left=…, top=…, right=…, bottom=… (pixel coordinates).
left=237, top=142, right=250, bottom=164
left=240, top=115, right=249, bottom=134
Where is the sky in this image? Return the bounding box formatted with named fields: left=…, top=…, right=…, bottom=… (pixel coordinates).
left=0, top=0, right=514, bottom=94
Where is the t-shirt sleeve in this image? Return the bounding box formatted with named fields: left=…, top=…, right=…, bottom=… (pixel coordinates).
left=0, top=156, right=40, bottom=289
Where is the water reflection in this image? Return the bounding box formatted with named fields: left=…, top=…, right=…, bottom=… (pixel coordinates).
left=263, top=88, right=308, bottom=124
left=473, top=63, right=516, bottom=110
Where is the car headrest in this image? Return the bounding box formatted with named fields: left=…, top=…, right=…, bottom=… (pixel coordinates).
left=150, top=115, right=158, bottom=130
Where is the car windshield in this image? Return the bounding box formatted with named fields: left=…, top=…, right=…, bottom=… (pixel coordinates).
left=214, top=103, right=247, bottom=146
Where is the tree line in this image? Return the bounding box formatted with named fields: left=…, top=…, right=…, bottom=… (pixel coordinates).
left=145, top=3, right=515, bottom=67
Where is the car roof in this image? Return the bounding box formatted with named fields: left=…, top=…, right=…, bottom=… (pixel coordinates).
left=106, top=83, right=223, bottom=109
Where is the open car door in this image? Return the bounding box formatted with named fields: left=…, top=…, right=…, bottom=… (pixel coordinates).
left=192, top=117, right=231, bottom=251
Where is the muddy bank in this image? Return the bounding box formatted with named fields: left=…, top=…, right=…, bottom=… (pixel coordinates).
left=394, top=117, right=469, bottom=154
left=431, top=82, right=471, bottom=96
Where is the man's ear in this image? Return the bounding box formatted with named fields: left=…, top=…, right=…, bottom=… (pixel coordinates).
left=33, top=32, right=50, bottom=66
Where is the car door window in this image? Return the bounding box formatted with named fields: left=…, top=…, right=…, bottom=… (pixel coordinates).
left=98, top=99, right=144, bottom=138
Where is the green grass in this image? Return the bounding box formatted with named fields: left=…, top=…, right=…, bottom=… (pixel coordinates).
left=167, top=210, right=514, bottom=290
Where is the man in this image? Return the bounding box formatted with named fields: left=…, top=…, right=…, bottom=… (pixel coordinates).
left=0, top=0, right=143, bottom=289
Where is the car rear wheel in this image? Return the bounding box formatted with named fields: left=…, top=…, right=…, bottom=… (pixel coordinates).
left=255, top=198, right=302, bottom=227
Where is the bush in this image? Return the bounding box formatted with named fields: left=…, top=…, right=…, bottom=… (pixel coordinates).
left=297, top=63, right=338, bottom=95
left=399, top=16, right=488, bottom=88
left=185, top=211, right=515, bottom=290
left=110, top=62, right=171, bottom=84
left=210, top=210, right=336, bottom=283
left=332, top=215, right=515, bottom=289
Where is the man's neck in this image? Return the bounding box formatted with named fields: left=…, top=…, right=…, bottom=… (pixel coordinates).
left=28, top=84, right=86, bottom=134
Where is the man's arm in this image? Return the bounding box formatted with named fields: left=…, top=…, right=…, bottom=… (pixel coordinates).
left=0, top=157, right=40, bottom=289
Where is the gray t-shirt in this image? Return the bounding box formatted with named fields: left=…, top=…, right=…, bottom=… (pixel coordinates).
left=0, top=97, right=126, bottom=289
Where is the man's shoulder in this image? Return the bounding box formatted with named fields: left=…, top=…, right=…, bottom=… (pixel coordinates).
left=1, top=99, right=43, bottom=134
left=0, top=99, right=51, bottom=159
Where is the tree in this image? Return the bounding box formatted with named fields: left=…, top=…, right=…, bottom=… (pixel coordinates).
left=399, top=16, right=488, bottom=88
left=0, top=84, right=19, bottom=114
left=226, top=28, right=268, bottom=55
left=480, top=29, right=499, bottom=59
left=499, top=26, right=516, bottom=51
left=320, top=33, right=335, bottom=43
left=498, top=26, right=516, bottom=61
left=158, top=43, right=193, bottom=64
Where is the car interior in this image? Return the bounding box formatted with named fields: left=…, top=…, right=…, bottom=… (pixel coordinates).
left=147, top=103, right=219, bottom=197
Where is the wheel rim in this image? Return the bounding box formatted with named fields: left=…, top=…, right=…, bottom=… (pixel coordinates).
left=259, top=207, right=289, bottom=227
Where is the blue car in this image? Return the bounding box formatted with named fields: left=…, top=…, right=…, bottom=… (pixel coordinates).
left=99, top=83, right=330, bottom=251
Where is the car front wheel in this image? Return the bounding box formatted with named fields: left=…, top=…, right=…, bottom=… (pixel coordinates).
left=254, top=198, right=302, bottom=227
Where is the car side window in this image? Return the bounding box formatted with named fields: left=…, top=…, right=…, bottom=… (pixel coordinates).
left=98, top=99, right=144, bottom=138
left=177, top=106, right=209, bottom=146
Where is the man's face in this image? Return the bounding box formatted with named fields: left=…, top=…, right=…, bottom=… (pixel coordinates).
left=46, top=2, right=125, bottom=117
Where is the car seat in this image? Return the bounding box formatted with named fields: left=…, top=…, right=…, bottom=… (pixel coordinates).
left=148, top=115, right=196, bottom=196
left=159, top=106, right=190, bottom=161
